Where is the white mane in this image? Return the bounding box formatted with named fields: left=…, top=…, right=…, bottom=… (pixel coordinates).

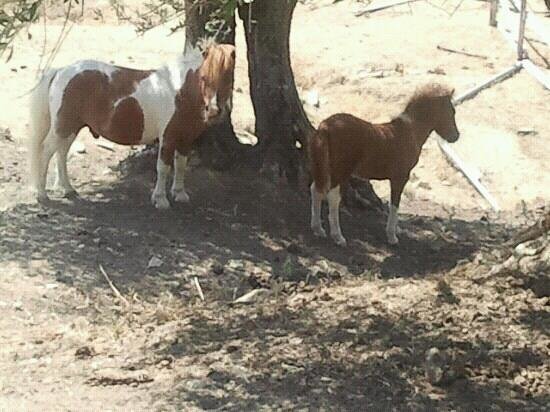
left=157, top=46, right=203, bottom=91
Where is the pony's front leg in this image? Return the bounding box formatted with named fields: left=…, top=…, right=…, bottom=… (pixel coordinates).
left=151, top=145, right=172, bottom=209
left=171, top=150, right=190, bottom=203
left=386, top=177, right=407, bottom=245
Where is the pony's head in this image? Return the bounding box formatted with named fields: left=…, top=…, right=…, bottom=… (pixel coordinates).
left=405, top=83, right=460, bottom=143
left=197, top=41, right=236, bottom=124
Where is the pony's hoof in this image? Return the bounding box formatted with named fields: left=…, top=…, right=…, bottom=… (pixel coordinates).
left=152, top=195, right=171, bottom=209
left=35, top=191, right=49, bottom=203
left=172, top=189, right=190, bottom=203
left=312, top=226, right=327, bottom=238
left=332, top=234, right=347, bottom=247
left=57, top=187, right=78, bottom=198
left=387, top=234, right=399, bottom=245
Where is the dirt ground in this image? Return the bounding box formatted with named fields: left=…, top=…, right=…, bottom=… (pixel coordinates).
left=0, top=0, right=549, bottom=410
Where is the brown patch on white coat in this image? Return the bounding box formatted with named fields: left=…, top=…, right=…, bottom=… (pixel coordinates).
left=28, top=43, right=236, bottom=208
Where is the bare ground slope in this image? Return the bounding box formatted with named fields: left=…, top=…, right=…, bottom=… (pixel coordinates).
left=0, top=0, right=549, bottom=410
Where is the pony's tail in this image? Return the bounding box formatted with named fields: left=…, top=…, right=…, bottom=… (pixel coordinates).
left=28, top=68, right=57, bottom=190
left=308, top=121, right=331, bottom=195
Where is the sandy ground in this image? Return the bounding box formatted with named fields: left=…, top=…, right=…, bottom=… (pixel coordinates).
left=0, top=0, right=549, bottom=410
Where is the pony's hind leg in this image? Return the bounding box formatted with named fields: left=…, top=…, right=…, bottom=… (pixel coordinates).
left=310, top=182, right=326, bottom=238
left=54, top=133, right=77, bottom=197
left=327, top=185, right=346, bottom=246
left=35, top=130, right=63, bottom=201
left=151, top=143, right=172, bottom=209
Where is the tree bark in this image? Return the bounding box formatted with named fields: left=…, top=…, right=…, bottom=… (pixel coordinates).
left=182, top=0, right=384, bottom=209
left=238, top=0, right=314, bottom=185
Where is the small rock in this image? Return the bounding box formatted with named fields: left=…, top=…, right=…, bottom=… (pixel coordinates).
left=286, top=243, right=302, bottom=255
left=70, top=141, right=87, bottom=155
left=428, top=67, right=446, bottom=75
left=517, top=127, right=537, bottom=136
left=230, top=223, right=242, bottom=231
left=304, top=89, right=320, bottom=108
left=75, top=346, right=96, bottom=359
left=211, top=262, right=224, bottom=275
left=417, top=181, right=431, bottom=190
left=514, top=375, right=527, bottom=386
left=514, top=241, right=543, bottom=257
left=527, top=277, right=550, bottom=298
left=148, top=256, right=163, bottom=268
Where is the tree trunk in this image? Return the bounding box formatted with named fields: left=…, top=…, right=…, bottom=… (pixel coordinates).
left=182, top=0, right=384, bottom=209
left=238, top=0, right=314, bottom=185
left=184, top=0, right=246, bottom=170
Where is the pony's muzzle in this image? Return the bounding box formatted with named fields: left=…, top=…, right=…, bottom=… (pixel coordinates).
left=447, top=131, right=460, bottom=143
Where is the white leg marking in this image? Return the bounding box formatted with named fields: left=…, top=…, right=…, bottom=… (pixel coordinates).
left=310, top=183, right=326, bottom=238
left=327, top=185, right=346, bottom=247
left=151, top=153, right=171, bottom=209
left=171, top=152, right=190, bottom=203
left=386, top=203, right=399, bottom=245
left=35, top=130, right=62, bottom=201
left=54, top=134, right=77, bottom=197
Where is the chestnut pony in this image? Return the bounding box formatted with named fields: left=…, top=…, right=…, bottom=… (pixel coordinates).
left=28, top=42, right=235, bottom=208
left=309, top=83, right=460, bottom=245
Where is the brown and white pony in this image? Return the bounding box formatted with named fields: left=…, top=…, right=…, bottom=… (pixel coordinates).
left=28, top=43, right=235, bottom=208
left=309, top=83, right=460, bottom=246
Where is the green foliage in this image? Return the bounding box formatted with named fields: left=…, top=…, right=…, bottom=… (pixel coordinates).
left=0, top=0, right=253, bottom=57
left=132, top=0, right=250, bottom=37
left=0, top=0, right=42, bottom=56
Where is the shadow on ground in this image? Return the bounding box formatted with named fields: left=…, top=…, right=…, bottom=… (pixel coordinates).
left=3, top=154, right=543, bottom=410
left=154, top=303, right=548, bottom=410
left=0, top=152, right=501, bottom=296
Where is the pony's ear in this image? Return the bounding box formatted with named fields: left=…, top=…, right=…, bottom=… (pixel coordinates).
left=202, top=46, right=211, bottom=59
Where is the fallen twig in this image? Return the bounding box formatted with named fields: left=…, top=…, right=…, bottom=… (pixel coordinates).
left=452, top=63, right=522, bottom=105
left=193, top=276, right=205, bottom=301
left=95, top=141, right=116, bottom=152
left=524, top=37, right=550, bottom=69
left=521, top=59, right=550, bottom=89
left=507, top=211, right=550, bottom=248
left=99, top=264, right=130, bottom=307
left=437, top=138, right=500, bottom=212
left=436, top=45, right=488, bottom=60
left=355, top=0, right=421, bottom=16
left=507, top=0, right=550, bottom=45
left=232, top=288, right=270, bottom=305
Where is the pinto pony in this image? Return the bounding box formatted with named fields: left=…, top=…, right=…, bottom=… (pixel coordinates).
left=28, top=43, right=235, bottom=208
left=309, top=83, right=460, bottom=246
